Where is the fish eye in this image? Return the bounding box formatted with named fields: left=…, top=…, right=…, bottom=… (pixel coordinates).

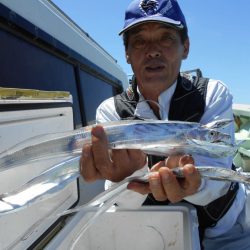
left=210, top=131, right=215, bottom=136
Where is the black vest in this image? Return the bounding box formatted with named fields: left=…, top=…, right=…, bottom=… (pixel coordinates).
left=114, top=74, right=239, bottom=244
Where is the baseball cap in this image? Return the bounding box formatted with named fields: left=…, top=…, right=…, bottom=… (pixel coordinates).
left=119, top=0, right=187, bottom=35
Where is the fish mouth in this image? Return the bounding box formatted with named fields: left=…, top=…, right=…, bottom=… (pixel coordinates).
left=212, top=139, right=223, bottom=143
left=212, top=139, right=230, bottom=144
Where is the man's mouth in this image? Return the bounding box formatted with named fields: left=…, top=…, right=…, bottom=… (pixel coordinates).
left=145, top=65, right=165, bottom=72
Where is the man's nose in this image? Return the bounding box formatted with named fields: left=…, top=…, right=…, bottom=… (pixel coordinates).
left=146, top=43, right=162, bottom=58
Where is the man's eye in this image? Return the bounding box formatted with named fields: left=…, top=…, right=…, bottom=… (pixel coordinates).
left=132, top=39, right=145, bottom=49
left=160, top=35, right=175, bottom=46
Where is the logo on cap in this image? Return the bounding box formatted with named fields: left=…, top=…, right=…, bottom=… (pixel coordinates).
left=140, top=0, right=159, bottom=15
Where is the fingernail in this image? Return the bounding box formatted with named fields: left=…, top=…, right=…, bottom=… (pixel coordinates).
left=187, top=166, right=194, bottom=175
left=183, top=154, right=191, bottom=160
left=162, top=171, right=170, bottom=181
left=92, top=126, right=104, bottom=137
left=149, top=173, right=160, bottom=186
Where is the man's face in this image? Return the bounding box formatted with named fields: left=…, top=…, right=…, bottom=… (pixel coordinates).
left=126, top=22, right=189, bottom=92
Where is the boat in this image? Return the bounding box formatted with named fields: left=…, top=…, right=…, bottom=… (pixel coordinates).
left=233, top=104, right=250, bottom=171
left=0, top=1, right=249, bottom=249
left=0, top=0, right=127, bottom=249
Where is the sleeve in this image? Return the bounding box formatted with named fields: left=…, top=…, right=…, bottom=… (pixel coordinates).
left=184, top=79, right=235, bottom=205
left=96, top=97, right=121, bottom=123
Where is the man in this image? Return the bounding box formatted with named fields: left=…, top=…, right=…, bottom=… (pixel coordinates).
left=80, top=0, right=250, bottom=249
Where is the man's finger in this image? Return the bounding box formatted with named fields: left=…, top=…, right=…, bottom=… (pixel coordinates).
left=127, top=149, right=147, bottom=170
left=149, top=172, right=168, bottom=201
left=91, top=126, right=113, bottom=175
left=127, top=181, right=150, bottom=195
left=80, top=144, right=101, bottom=182
left=164, top=155, right=182, bottom=169
left=150, top=160, right=165, bottom=172
left=111, top=150, right=137, bottom=180
left=159, top=167, right=184, bottom=203
left=179, top=155, right=194, bottom=167
left=181, top=164, right=201, bottom=194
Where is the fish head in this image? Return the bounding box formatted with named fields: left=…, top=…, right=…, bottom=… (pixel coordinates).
left=205, top=130, right=232, bottom=144
left=203, top=130, right=232, bottom=144
left=187, top=129, right=231, bottom=144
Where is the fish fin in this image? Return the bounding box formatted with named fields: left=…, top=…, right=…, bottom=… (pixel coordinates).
left=203, top=119, right=233, bottom=129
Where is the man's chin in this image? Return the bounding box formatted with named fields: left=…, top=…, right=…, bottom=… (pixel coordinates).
left=143, top=76, right=168, bottom=86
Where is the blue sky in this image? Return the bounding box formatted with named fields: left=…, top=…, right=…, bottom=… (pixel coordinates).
left=52, top=0, right=250, bottom=104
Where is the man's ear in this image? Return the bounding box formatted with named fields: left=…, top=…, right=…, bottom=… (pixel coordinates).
left=182, top=38, right=190, bottom=59
left=126, top=52, right=131, bottom=64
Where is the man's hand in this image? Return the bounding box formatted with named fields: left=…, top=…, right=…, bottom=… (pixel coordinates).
left=128, top=155, right=201, bottom=203
left=80, top=125, right=146, bottom=182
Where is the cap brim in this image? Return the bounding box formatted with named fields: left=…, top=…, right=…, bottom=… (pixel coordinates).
left=119, top=16, right=184, bottom=35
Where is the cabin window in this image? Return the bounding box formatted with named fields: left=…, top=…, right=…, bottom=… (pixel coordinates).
left=79, top=70, right=114, bottom=125
left=0, top=28, right=82, bottom=126
left=0, top=28, right=122, bottom=127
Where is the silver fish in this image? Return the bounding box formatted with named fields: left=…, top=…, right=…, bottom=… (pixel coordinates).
left=0, top=156, right=81, bottom=214
left=141, top=140, right=237, bottom=158
left=203, top=119, right=232, bottom=129
left=128, top=166, right=250, bottom=185
left=172, top=166, right=250, bottom=185
left=0, top=155, right=125, bottom=215
left=0, top=119, right=234, bottom=172
left=0, top=153, right=249, bottom=216
left=4, top=161, right=244, bottom=249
